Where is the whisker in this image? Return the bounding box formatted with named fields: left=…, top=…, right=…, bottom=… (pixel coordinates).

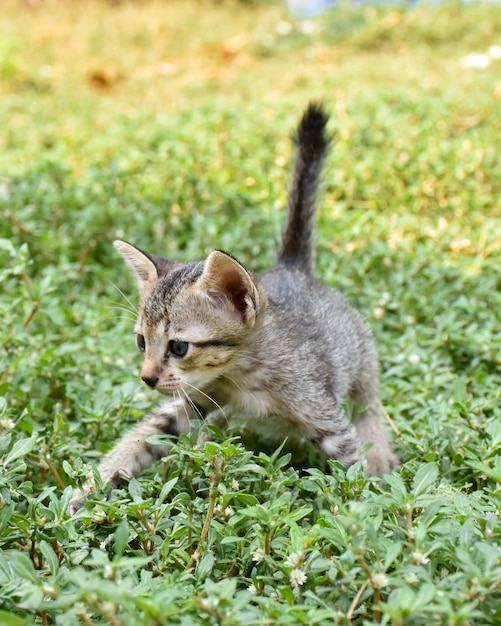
left=107, top=304, right=137, bottom=315
left=106, top=315, right=137, bottom=324
left=110, top=315, right=137, bottom=323
left=183, top=382, right=228, bottom=424
left=224, top=374, right=244, bottom=393
left=181, top=389, right=205, bottom=421
left=235, top=350, right=262, bottom=365
left=109, top=281, right=138, bottom=314
left=178, top=389, right=193, bottom=424
left=174, top=390, right=184, bottom=433
left=170, top=390, right=183, bottom=437
left=224, top=373, right=263, bottom=417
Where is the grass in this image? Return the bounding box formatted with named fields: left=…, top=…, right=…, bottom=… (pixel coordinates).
left=1, top=0, right=501, bottom=624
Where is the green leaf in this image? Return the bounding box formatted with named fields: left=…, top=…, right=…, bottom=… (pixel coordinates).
left=235, top=492, right=259, bottom=506
left=158, top=477, right=179, bottom=501
left=0, top=610, right=31, bottom=626
left=287, top=521, right=305, bottom=554
left=285, top=506, right=313, bottom=523
left=416, top=582, right=438, bottom=608
left=197, top=551, right=215, bottom=579
left=384, top=472, right=408, bottom=503
left=10, top=553, right=40, bottom=585
left=383, top=541, right=402, bottom=570
left=412, top=463, right=438, bottom=498
left=113, top=519, right=130, bottom=558
left=128, top=478, right=142, bottom=500
left=220, top=535, right=246, bottom=545
left=466, top=459, right=501, bottom=483
left=39, top=540, right=59, bottom=576
left=3, top=436, right=37, bottom=466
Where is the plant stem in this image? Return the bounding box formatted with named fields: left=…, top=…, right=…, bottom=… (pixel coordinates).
left=192, top=457, right=225, bottom=565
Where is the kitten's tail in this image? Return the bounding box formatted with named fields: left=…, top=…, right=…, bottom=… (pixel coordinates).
left=277, top=102, right=332, bottom=275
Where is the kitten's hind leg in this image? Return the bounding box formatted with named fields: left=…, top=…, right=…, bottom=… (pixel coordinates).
left=69, top=398, right=192, bottom=514
left=351, top=390, right=399, bottom=476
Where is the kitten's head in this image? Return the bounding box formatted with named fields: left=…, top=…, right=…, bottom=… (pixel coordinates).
left=114, top=240, right=267, bottom=394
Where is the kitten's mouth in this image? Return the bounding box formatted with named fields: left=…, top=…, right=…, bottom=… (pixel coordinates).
left=156, top=380, right=183, bottom=394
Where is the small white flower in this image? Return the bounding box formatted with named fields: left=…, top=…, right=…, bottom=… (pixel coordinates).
left=100, top=602, right=116, bottom=615
left=411, top=550, right=430, bottom=565
left=408, top=353, right=420, bottom=364
left=199, top=597, right=219, bottom=611
left=247, top=584, right=257, bottom=595
left=42, top=583, right=57, bottom=596
left=0, top=182, right=10, bottom=201
left=92, top=508, right=107, bottom=524
left=276, top=21, right=293, bottom=35
left=460, top=53, right=490, bottom=70
left=224, top=506, right=234, bottom=518
left=0, top=418, right=15, bottom=431
left=405, top=572, right=419, bottom=585
left=252, top=548, right=265, bottom=563
left=300, top=20, right=317, bottom=35
left=290, top=567, right=307, bottom=587
left=284, top=551, right=303, bottom=568
left=488, top=45, right=501, bottom=59
left=372, top=572, right=390, bottom=589
left=155, top=61, right=176, bottom=76
left=230, top=479, right=240, bottom=491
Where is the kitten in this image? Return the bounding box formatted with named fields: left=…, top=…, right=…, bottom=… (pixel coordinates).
left=69, top=103, right=398, bottom=514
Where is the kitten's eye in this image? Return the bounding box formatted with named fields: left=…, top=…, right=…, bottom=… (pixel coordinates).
left=169, top=340, right=189, bottom=358
left=136, top=334, right=146, bottom=352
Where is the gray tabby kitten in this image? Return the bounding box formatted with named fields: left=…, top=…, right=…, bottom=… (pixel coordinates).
left=69, top=103, right=398, bottom=514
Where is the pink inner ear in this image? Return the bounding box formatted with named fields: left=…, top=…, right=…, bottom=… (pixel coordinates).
left=217, top=266, right=251, bottom=319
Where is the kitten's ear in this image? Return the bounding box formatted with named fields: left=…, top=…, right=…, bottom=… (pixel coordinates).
left=198, top=250, right=264, bottom=326
left=113, top=240, right=159, bottom=284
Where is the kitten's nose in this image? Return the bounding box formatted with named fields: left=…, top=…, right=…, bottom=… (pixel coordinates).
left=141, top=374, right=159, bottom=388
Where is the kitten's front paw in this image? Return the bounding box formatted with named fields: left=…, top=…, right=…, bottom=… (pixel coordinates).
left=68, top=469, right=132, bottom=515
left=68, top=487, right=92, bottom=515
left=109, top=468, right=132, bottom=490
left=365, top=447, right=400, bottom=477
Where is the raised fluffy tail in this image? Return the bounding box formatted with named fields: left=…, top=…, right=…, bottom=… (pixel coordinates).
left=276, top=102, right=332, bottom=274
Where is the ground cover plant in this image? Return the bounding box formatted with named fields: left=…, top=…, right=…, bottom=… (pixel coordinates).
left=1, top=0, right=501, bottom=623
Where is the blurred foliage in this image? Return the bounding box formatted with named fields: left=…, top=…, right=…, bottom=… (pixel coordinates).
left=1, top=0, right=501, bottom=623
